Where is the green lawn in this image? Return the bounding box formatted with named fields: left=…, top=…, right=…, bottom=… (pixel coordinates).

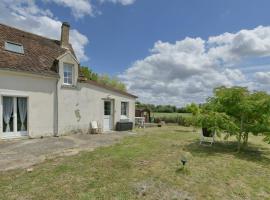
left=0, top=126, right=270, bottom=199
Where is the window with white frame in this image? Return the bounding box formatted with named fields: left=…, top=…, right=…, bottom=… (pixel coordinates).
left=121, top=102, right=129, bottom=116
left=63, top=63, right=73, bottom=85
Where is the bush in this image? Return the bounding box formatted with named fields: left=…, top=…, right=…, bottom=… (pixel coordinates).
left=178, top=116, right=193, bottom=127
left=153, top=115, right=192, bottom=127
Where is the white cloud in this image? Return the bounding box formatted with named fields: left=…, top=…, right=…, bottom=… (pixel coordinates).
left=44, top=0, right=94, bottom=19
left=255, top=71, right=270, bottom=85
left=208, top=26, right=270, bottom=63
left=45, top=0, right=136, bottom=19
left=0, top=0, right=89, bottom=61
left=99, top=0, right=136, bottom=6
left=70, top=29, right=89, bottom=61
left=121, top=26, right=270, bottom=106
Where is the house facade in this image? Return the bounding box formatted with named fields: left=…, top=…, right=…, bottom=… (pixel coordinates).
left=0, top=22, right=137, bottom=139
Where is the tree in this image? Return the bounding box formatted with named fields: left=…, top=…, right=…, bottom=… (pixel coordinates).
left=186, top=103, right=201, bottom=131
left=80, top=66, right=98, bottom=81
left=186, top=103, right=200, bottom=116
left=197, top=86, right=270, bottom=151
left=177, top=107, right=188, bottom=113
left=98, top=74, right=127, bottom=92
left=80, top=67, right=127, bottom=92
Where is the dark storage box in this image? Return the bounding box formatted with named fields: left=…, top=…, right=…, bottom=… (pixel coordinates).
left=116, top=122, right=133, bottom=131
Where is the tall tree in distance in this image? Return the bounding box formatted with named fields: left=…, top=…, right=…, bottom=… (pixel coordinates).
left=98, top=74, right=127, bottom=92
left=81, top=66, right=98, bottom=81
left=80, top=66, right=127, bottom=92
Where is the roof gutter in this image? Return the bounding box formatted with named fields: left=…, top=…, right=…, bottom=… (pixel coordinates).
left=0, top=68, right=59, bottom=79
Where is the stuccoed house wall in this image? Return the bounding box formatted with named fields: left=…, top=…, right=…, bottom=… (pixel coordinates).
left=57, top=82, right=136, bottom=135
left=0, top=70, right=58, bottom=138
left=56, top=53, right=136, bottom=135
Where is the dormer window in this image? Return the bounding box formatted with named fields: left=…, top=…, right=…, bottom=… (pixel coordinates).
left=63, top=63, right=73, bottom=85
left=5, top=41, right=24, bottom=54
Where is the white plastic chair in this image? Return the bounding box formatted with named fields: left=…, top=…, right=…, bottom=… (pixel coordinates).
left=90, top=121, right=102, bottom=134
left=200, top=128, right=215, bottom=146
left=135, top=117, right=145, bottom=128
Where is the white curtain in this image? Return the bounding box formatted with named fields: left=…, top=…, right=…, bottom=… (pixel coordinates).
left=3, top=97, right=13, bottom=132
left=18, top=98, right=27, bottom=131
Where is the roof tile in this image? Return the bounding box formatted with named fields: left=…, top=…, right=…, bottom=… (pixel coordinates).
left=0, top=23, right=74, bottom=77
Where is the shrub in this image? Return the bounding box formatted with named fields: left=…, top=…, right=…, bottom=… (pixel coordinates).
left=178, top=116, right=193, bottom=127
left=153, top=115, right=192, bottom=127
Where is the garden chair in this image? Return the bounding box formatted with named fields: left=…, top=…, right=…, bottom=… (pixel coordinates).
left=200, top=127, right=215, bottom=146
left=135, top=117, right=145, bottom=128
left=90, top=121, right=102, bottom=134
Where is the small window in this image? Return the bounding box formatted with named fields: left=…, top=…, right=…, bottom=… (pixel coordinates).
left=104, top=101, right=111, bottom=115
left=63, top=63, right=73, bottom=85
left=121, top=102, right=129, bottom=116
left=5, top=41, right=24, bottom=54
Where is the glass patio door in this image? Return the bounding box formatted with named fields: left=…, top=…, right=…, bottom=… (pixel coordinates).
left=2, top=96, right=28, bottom=139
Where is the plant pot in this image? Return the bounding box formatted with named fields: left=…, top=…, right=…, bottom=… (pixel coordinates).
left=202, top=127, right=214, bottom=137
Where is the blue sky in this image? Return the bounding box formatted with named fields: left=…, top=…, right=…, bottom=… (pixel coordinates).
left=1, top=0, right=270, bottom=106
left=38, top=0, right=270, bottom=75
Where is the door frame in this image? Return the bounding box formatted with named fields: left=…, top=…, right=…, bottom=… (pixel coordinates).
left=103, top=99, right=115, bottom=132
left=1, top=95, right=29, bottom=139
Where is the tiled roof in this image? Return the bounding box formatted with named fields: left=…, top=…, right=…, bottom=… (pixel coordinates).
left=0, top=23, right=75, bottom=77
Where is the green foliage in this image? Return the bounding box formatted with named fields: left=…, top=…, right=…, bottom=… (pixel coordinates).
left=186, top=103, right=200, bottom=116
left=197, top=110, right=239, bottom=138
left=136, top=101, right=188, bottom=113
left=191, top=86, right=270, bottom=151
left=152, top=115, right=193, bottom=127
left=136, top=101, right=156, bottom=111
left=98, top=74, right=127, bottom=92
left=80, top=66, right=126, bottom=91
left=176, top=107, right=189, bottom=113
left=155, top=105, right=177, bottom=113
left=80, top=66, right=98, bottom=81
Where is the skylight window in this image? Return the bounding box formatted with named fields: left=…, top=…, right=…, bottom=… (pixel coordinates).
left=5, top=41, right=24, bottom=54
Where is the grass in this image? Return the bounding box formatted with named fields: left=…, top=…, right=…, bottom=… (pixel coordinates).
left=0, top=126, right=270, bottom=199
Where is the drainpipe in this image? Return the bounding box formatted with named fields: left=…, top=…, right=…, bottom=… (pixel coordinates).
left=54, top=78, right=59, bottom=137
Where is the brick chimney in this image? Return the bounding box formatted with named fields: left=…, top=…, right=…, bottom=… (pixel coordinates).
left=60, top=22, right=70, bottom=49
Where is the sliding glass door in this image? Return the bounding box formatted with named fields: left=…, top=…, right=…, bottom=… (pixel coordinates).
left=2, top=96, right=28, bottom=139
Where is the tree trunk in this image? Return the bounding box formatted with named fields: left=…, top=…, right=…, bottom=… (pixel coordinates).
left=243, top=132, right=249, bottom=147
left=237, top=132, right=242, bottom=152
left=237, top=116, right=244, bottom=152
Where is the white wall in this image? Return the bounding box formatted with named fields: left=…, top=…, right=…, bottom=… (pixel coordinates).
left=56, top=53, right=136, bottom=135
left=57, top=82, right=136, bottom=135
left=0, top=70, right=57, bottom=138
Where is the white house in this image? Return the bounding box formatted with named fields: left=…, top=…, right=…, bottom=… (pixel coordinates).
left=0, top=22, right=137, bottom=139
